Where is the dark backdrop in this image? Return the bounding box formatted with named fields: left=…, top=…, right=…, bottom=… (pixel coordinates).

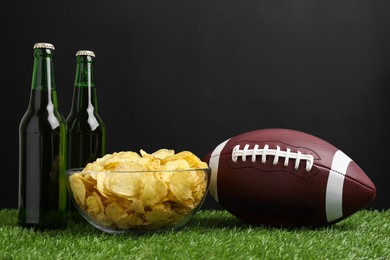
left=1, top=1, right=389, bottom=210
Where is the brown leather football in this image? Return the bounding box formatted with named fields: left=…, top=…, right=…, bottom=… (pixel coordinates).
left=203, top=128, right=376, bottom=228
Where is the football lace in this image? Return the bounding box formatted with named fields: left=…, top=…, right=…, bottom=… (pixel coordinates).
left=232, top=144, right=314, bottom=172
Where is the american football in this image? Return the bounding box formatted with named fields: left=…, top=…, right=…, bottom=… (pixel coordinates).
left=203, top=128, right=376, bottom=228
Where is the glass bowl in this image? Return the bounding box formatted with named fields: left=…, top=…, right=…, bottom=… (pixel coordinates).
left=66, top=167, right=210, bottom=234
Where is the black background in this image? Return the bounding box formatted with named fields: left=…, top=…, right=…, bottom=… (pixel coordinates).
left=1, top=1, right=389, bottom=210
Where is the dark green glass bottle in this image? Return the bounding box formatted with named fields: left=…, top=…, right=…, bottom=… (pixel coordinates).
left=66, top=50, right=106, bottom=219
left=18, top=43, right=68, bottom=230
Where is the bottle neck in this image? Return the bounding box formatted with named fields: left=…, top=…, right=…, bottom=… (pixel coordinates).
left=29, top=48, right=59, bottom=110
left=31, top=48, right=57, bottom=91
left=71, top=55, right=98, bottom=112
left=74, top=55, right=95, bottom=88
left=28, top=47, right=61, bottom=129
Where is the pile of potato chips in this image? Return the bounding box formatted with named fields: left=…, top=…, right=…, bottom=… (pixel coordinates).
left=68, top=149, right=209, bottom=232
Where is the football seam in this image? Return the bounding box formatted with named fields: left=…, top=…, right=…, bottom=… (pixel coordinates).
left=226, top=140, right=322, bottom=160
left=315, top=163, right=375, bottom=192
left=224, top=160, right=319, bottom=178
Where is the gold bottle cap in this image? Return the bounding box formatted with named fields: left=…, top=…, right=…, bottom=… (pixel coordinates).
left=33, top=43, right=55, bottom=50
left=76, top=50, right=95, bottom=57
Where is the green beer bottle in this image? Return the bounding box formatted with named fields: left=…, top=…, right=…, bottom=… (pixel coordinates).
left=66, top=50, right=106, bottom=218
left=18, top=43, right=68, bottom=230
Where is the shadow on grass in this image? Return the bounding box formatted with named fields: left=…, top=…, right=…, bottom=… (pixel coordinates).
left=187, top=210, right=251, bottom=230
left=185, top=210, right=358, bottom=233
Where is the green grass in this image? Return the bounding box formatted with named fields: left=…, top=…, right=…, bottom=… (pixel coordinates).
left=0, top=209, right=389, bottom=259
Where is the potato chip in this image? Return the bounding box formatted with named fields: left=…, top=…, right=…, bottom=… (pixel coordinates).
left=103, top=162, right=119, bottom=171
left=79, top=173, right=96, bottom=188
left=172, top=203, right=193, bottom=215
left=69, top=174, right=86, bottom=207
left=150, top=149, right=175, bottom=160
left=193, top=181, right=207, bottom=202
left=116, top=213, right=143, bottom=229
left=194, top=170, right=206, bottom=186
left=86, top=192, right=113, bottom=227
left=162, top=151, right=207, bottom=168
left=96, top=172, right=112, bottom=198
left=144, top=159, right=161, bottom=170
left=117, top=151, right=141, bottom=160
left=141, top=173, right=168, bottom=206
left=163, top=159, right=190, bottom=170
left=169, top=170, right=194, bottom=201
left=144, top=210, right=171, bottom=223
left=95, top=153, right=115, bottom=165
left=157, top=171, right=173, bottom=184
left=112, top=160, right=147, bottom=171
left=130, top=198, right=145, bottom=214
left=83, top=162, right=104, bottom=172
left=107, top=172, right=142, bottom=198
left=170, top=197, right=195, bottom=210
left=105, top=201, right=125, bottom=223
left=101, top=196, right=117, bottom=208
left=171, top=212, right=187, bottom=223
left=139, top=149, right=148, bottom=157
left=86, top=192, right=104, bottom=215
